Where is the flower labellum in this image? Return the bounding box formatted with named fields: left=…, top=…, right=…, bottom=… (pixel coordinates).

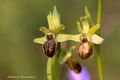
left=43, top=33, right=56, bottom=57
left=78, top=38, right=93, bottom=60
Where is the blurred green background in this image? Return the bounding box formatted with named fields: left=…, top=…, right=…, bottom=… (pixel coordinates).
left=0, top=0, right=120, bottom=80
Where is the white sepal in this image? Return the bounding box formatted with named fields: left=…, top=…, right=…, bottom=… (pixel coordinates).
left=91, top=34, right=104, bottom=44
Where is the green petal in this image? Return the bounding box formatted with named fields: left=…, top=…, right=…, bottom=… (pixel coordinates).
left=50, top=24, right=65, bottom=34
left=76, top=21, right=83, bottom=33
left=47, top=6, right=60, bottom=30
left=34, top=36, right=46, bottom=44
left=88, top=24, right=100, bottom=35
left=40, top=27, right=49, bottom=34
left=56, top=34, right=80, bottom=42
left=85, top=7, right=94, bottom=27
left=80, top=17, right=89, bottom=33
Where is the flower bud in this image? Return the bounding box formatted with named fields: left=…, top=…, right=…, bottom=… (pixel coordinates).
left=66, top=58, right=82, bottom=74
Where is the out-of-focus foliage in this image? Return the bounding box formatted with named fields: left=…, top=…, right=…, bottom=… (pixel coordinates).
left=0, top=0, right=120, bottom=80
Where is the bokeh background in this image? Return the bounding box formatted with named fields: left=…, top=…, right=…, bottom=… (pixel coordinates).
left=0, top=0, right=120, bottom=80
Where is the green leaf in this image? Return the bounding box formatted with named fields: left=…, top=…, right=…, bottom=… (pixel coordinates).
left=34, top=37, right=46, bottom=44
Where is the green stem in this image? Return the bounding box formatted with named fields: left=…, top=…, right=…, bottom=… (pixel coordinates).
left=47, top=43, right=61, bottom=80
left=97, top=0, right=102, bottom=24
left=96, top=45, right=104, bottom=80
left=97, top=0, right=104, bottom=80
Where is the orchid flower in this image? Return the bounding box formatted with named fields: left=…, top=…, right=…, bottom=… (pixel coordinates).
left=34, top=6, right=74, bottom=57
left=70, top=7, right=104, bottom=59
